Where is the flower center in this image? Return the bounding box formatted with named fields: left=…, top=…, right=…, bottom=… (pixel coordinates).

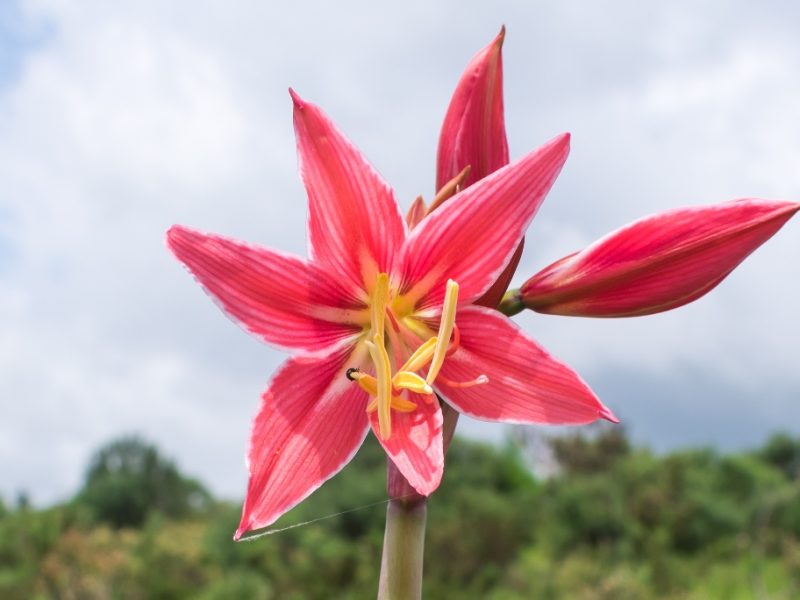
left=347, top=273, right=461, bottom=440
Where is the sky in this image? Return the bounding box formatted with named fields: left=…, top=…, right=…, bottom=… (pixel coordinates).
left=1, top=0, right=798, bottom=506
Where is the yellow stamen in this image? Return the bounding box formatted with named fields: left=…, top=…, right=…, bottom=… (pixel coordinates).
left=367, top=395, right=417, bottom=413
left=365, top=335, right=392, bottom=439
left=392, top=397, right=418, bottom=412
left=426, top=279, right=459, bottom=384
left=392, top=371, right=433, bottom=395
left=397, top=336, right=438, bottom=373
left=354, top=371, right=432, bottom=400
left=350, top=371, right=377, bottom=396
left=371, top=273, right=390, bottom=343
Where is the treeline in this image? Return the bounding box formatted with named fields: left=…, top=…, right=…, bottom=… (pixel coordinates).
left=2, top=428, right=800, bottom=599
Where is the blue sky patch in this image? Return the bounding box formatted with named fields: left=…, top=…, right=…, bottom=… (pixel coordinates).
left=0, top=206, right=17, bottom=275
left=0, top=1, right=53, bottom=90
left=0, top=235, right=16, bottom=275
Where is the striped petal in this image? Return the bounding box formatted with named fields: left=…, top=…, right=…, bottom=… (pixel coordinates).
left=521, top=199, right=800, bottom=317
left=369, top=395, right=444, bottom=496
left=167, top=225, right=362, bottom=355
left=437, top=306, right=616, bottom=424
left=436, top=26, right=508, bottom=191
left=235, top=349, right=370, bottom=539
left=399, top=133, right=570, bottom=310
left=291, top=90, right=407, bottom=291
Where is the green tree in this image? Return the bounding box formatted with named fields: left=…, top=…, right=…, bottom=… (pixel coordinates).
left=759, top=433, right=800, bottom=480
left=549, top=425, right=631, bottom=475
left=77, top=435, right=211, bottom=528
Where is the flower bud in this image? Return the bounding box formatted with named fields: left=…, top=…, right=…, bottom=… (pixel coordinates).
left=435, top=26, right=521, bottom=308
left=436, top=26, right=508, bottom=191
left=520, top=199, right=800, bottom=317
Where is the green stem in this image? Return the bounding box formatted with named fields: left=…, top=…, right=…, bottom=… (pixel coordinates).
left=378, top=498, right=427, bottom=600
left=498, top=288, right=524, bottom=316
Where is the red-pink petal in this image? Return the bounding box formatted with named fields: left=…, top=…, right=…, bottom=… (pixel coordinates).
left=437, top=306, right=616, bottom=424
left=399, top=133, right=570, bottom=310
left=167, top=225, right=362, bottom=355
left=291, top=90, right=407, bottom=290
left=521, top=199, right=800, bottom=317
left=436, top=26, right=508, bottom=191
left=475, top=238, right=524, bottom=308
left=369, top=396, right=444, bottom=496
left=235, top=349, right=370, bottom=539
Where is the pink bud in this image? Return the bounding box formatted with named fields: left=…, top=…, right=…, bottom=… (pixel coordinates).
left=520, top=199, right=800, bottom=317
left=436, top=27, right=520, bottom=308
left=436, top=26, right=508, bottom=192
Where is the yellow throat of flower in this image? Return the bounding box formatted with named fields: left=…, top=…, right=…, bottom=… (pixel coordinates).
left=349, top=273, right=461, bottom=440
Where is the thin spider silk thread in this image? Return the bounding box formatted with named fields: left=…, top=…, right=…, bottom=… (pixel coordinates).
left=237, top=494, right=419, bottom=542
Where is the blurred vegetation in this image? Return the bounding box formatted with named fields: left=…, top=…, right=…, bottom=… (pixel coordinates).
left=2, top=428, right=800, bottom=599
left=78, top=436, right=212, bottom=529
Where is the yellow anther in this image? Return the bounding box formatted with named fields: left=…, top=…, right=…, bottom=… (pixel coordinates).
left=355, top=370, right=436, bottom=398
left=350, top=371, right=377, bottom=396
left=426, top=279, right=459, bottom=384
left=365, top=334, right=392, bottom=440
left=392, top=371, right=433, bottom=395
left=371, top=273, right=390, bottom=343
left=357, top=368, right=429, bottom=412
left=398, top=336, right=438, bottom=374
left=367, top=395, right=417, bottom=414
left=391, top=396, right=418, bottom=412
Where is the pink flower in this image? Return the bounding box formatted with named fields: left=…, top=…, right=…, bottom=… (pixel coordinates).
left=516, top=199, right=800, bottom=317
left=167, top=86, right=615, bottom=538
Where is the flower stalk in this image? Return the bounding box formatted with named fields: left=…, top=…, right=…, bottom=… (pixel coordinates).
left=378, top=497, right=427, bottom=600
left=498, top=289, right=525, bottom=317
